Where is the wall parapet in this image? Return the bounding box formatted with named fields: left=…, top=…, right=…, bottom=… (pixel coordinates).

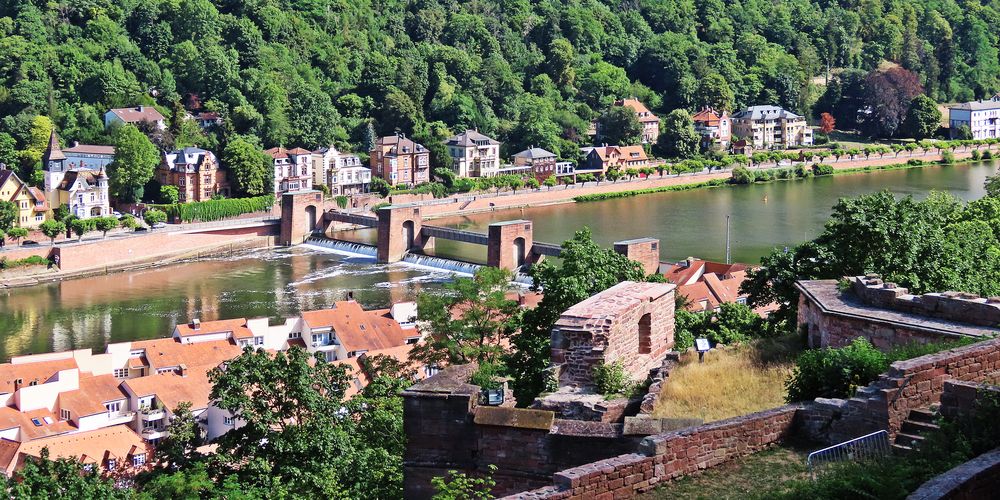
left=501, top=405, right=801, bottom=499
left=852, top=275, right=1000, bottom=327
left=908, top=447, right=1000, bottom=500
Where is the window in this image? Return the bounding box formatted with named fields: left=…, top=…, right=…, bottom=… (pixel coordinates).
left=132, top=454, right=146, bottom=467
left=223, top=416, right=235, bottom=426
left=254, top=336, right=264, bottom=346
left=60, top=409, right=70, bottom=421
left=113, top=368, right=129, bottom=379
left=105, top=401, right=122, bottom=414
left=142, top=419, right=158, bottom=430
left=106, top=459, right=117, bottom=470
left=288, top=331, right=301, bottom=339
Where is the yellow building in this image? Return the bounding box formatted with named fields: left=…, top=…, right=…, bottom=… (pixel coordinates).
left=0, top=168, right=48, bottom=228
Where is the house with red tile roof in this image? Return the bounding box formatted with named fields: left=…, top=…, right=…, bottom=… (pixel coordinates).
left=370, top=134, right=430, bottom=187
left=265, top=146, right=314, bottom=193
left=578, top=145, right=648, bottom=177
left=691, top=107, right=732, bottom=149
left=0, top=300, right=422, bottom=476
left=0, top=424, right=150, bottom=476
left=661, top=257, right=776, bottom=316
left=611, top=98, right=660, bottom=144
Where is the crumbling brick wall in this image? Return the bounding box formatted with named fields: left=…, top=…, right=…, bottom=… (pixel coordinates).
left=551, top=281, right=675, bottom=387
left=501, top=405, right=801, bottom=499
left=797, top=338, right=1000, bottom=444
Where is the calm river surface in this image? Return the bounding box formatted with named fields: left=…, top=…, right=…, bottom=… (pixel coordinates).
left=0, top=162, right=994, bottom=360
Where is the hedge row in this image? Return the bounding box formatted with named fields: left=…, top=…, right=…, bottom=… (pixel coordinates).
left=0, top=255, right=50, bottom=269
left=572, top=178, right=728, bottom=202
left=152, top=195, right=275, bottom=223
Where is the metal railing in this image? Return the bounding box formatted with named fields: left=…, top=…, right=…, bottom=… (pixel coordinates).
left=806, top=430, right=890, bottom=477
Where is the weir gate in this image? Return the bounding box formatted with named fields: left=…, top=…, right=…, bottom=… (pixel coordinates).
left=278, top=191, right=658, bottom=272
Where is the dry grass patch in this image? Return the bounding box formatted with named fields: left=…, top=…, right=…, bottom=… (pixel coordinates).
left=652, top=346, right=793, bottom=422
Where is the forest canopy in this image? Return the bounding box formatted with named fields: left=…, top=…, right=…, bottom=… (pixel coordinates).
left=1, top=0, right=998, bottom=175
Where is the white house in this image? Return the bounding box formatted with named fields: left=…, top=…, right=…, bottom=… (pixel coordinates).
left=948, top=98, right=1000, bottom=139
left=265, top=147, right=313, bottom=194
left=730, top=105, right=813, bottom=148
left=444, top=130, right=501, bottom=178
left=104, top=106, right=166, bottom=130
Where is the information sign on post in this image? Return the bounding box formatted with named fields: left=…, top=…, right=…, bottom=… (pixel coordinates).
left=695, top=338, right=711, bottom=363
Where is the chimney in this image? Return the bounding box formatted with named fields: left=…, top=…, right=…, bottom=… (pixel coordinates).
left=178, top=364, right=188, bottom=377
left=684, top=257, right=695, bottom=268
left=137, top=105, right=144, bottom=112
left=191, top=318, right=201, bottom=330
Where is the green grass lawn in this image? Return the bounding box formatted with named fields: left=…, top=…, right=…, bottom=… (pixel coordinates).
left=640, top=441, right=815, bottom=500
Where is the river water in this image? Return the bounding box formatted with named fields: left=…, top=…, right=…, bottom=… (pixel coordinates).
left=0, top=162, right=994, bottom=360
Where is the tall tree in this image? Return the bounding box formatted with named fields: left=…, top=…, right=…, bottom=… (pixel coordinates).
left=108, top=125, right=159, bottom=203
left=597, top=106, right=643, bottom=146
left=223, top=137, right=271, bottom=197
left=656, top=109, right=700, bottom=159
left=861, top=67, right=923, bottom=138
left=902, top=94, right=941, bottom=139
left=410, top=267, right=520, bottom=367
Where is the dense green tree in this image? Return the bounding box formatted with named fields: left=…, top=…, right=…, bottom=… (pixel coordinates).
left=39, top=220, right=65, bottom=245
left=656, top=109, right=700, bottom=159
left=694, top=73, right=734, bottom=112
left=0, top=201, right=15, bottom=231
left=7, top=449, right=128, bottom=499
left=902, top=95, right=941, bottom=139
left=108, top=125, right=158, bottom=203
left=410, top=267, right=520, bottom=367
left=597, top=106, right=643, bottom=146
left=223, top=137, right=271, bottom=197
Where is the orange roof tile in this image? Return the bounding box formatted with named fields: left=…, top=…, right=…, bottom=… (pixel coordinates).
left=123, top=368, right=215, bottom=411
left=58, top=375, right=128, bottom=417
left=0, top=358, right=78, bottom=394
left=130, top=338, right=242, bottom=372
left=0, top=425, right=150, bottom=475
left=302, top=302, right=408, bottom=354
left=0, top=407, right=74, bottom=441
left=174, top=318, right=252, bottom=339
left=615, top=99, right=659, bottom=122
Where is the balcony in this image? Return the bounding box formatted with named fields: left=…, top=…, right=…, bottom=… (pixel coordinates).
left=141, top=428, right=167, bottom=440
left=138, top=407, right=165, bottom=421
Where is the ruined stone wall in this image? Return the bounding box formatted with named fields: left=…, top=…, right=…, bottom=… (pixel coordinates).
left=798, top=338, right=1000, bottom=445
left=909, top=448, right=1000, bottom=500
left=552, top=282, right=675, bottom=387
left=852, top=275, right=1000, bottom=328
left=797, top=292, right=963, bottom=350
left=502, top=405, right=801, bottom=499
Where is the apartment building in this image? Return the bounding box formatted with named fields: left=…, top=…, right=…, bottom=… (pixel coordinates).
left=265, top=147, right=313, bottom=194
left=313, top=146, right=370, bottom=195
left=730, top=105, right=813, bottom=148
left=948, top=98, right=1000, bottom=139
left=512, top=147, right=557, bottom=182
left=444, top=130, right=501, bottom=178
left=42, top=130, right=113, bottom=219
left=159, top=147, right=230, bottom=203
left=0, top=301, right=422, bottom=477
left=370, top=134, right=430, bottom=187
left=104, top=106, right=166, bottom=130
left=578, top=145, right=648, bottom=176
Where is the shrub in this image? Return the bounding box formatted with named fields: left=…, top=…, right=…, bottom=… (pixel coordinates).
left=776, top=168, right=793, bottom=180
left=730, top=166, right=755, bottom=184
left=370, top=202, right=391, bottom=213
left=983, top=150, right=994, bottom=160
left=143, top=208, right=168, bottom=227
left=907, top=158, right=925, bottom=166
left=0, top=255, right=50, bottom=269
left=940, top=150, right=955, bottom=164
left=431, top=465, right=497, bottom=500
left=971, top=149, right=982, bottom=161
left=593, top=361, right=636, bottom=397
left=334, top=195, right=349, bottom=209
left=785, top=337, right=887, bottom=402
left=573, top=179, right=726, bottom=202
left=469, top=361, right=504, bottom=391
left=811, top=163, right=835, bottom=176
left=154, top=195, right=275, bottom=223
left=794, top=164, right=812, bottom=178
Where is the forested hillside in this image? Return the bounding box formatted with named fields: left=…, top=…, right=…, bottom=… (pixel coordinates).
left=1, top=0, right=998, bottom=173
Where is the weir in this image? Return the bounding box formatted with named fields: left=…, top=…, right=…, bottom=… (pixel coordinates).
left=282, top=192, right=661, bottom=272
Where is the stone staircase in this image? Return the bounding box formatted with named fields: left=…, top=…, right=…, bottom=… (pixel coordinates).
left=892, top=407, right=940, bottom=454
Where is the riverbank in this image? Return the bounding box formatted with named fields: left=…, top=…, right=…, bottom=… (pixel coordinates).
left=0, top=227, right=277, bottom=289
left=409, top=146, right=992, bottom=219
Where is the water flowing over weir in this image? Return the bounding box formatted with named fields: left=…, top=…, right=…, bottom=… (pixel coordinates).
left=303, top=236, right=377, bottom=257
left=304, top=236, right=532, bottom=284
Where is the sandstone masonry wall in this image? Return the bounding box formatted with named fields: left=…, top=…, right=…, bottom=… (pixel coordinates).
left=798, top=338, right=1000, bottom=444
left=908, top=448, right=1000, bottom=500
left=502, top=405, right=801, bottom=499
left=852, top=276, right=1000, bottom=327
